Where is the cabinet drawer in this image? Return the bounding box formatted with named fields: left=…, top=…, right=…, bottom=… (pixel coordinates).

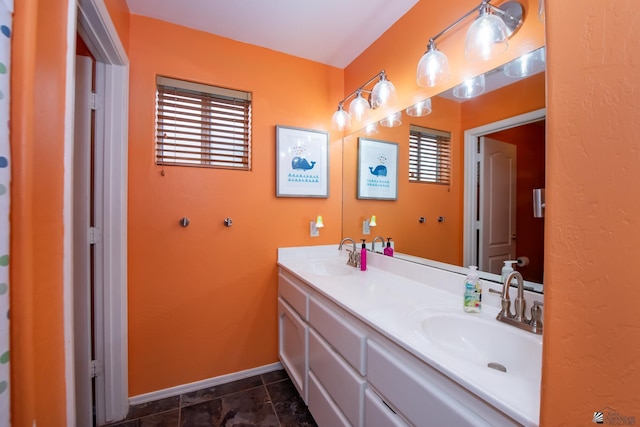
left=309, top=296, right=367, bottom=375
left=308, top=371, right=350, bottom=427
left=278, top=298, right=308, bottom=403
left=279, top=272, right=309, bottom=320
left=365, top=388, right=409, bottom=427
left=309, top=329, right=365, bottom=427
left=367, top=340, right=494, bottom=427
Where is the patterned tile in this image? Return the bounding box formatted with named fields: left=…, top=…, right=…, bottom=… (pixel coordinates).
left=181, top=375, right=264, bottom=408
left=124, top=396, right=181, bottom=421
left=260, top=369, right=288, bottom=385
left=267, top=379, right=317, bottom=427
left=107, top=409, right=180, bottom=427
left=181, top=387, right=279, bottom=427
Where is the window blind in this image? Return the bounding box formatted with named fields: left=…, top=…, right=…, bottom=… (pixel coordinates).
left=155, top=76, right=252, bottom=170
left=409, top=125, right=451, bottom=185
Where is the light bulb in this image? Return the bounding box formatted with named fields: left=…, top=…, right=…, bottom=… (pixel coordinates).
left=371, top=76, right=397, bottom=109
left=416, top=41, right=450, bottom=88
left=465, top=4, right=509, bottom=61
left=406, top=98, right=432, bottom=117
left=331, top=105, right=351, bottom=131
left=348, top=91, right=371, bottom=122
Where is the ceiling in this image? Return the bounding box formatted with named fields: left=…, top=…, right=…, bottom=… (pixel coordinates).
left=125, top=0, right=420, bottom=68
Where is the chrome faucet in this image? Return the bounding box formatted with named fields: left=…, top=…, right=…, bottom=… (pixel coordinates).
left=338, top=237, right=359, bottom=267
left=371, top=236, right=385, bottom=253
left=495, top=271, right=543, bottom=334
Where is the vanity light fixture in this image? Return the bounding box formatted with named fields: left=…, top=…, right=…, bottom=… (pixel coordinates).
left=406, top=98, right=433, bottom=117
left=362, top=215, right=377, bottom=235
left=331, top=70, right=398, bottom=131
left=416, top=0, right=524, bottom=88
left=369, top=215, right=377, bottom=227
left=363, top=122, right=379, bottom=136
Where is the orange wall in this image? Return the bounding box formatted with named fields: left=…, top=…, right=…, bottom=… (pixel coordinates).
left=127, top=15, right=344, bottom=395
left=342, top=97, right=463, bottom=265
left=104, top=0, right=130, bottom=53
left=541, top=0, right=640, bottom=423
left=11, top=0, right=69, bottom=425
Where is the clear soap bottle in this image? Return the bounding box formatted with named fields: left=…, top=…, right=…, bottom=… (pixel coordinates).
left=463, top=266, right=482, bottom=313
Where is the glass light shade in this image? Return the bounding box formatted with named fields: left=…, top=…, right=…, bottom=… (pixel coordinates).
left=370, top=77, right=397, bottom=109
left=416, top=45, right=450, bottom=88
left=331, top=106, right=351, bottom=131
left=364, top=122, right=379, bottom=136
left=315, top=215, right=324, bottom=228
left=504, top=47, right=546, bottom=78
left=465, top=8, right=509, bottom=61
left=406, top=98, right=432, bottom=117
left=348, top=91, right=371, bottom=122
left=379, top=111, right=402, bottom=128
left=369, top=215, right=377, bottom=227
left=453, top=74, right=486, bottom=99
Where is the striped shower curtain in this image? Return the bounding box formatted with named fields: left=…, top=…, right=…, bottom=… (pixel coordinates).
left=0, top=0, right=12, bottom=426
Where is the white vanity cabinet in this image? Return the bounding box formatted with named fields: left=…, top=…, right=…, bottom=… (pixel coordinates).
left=278, top=266, right=525, bottom=427
left=277, top=271, right=310, bottom=402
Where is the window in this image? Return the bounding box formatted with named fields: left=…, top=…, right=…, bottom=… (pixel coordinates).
left=155, top=76, right=252, bottom=170
left=409, top=125, right=451, bottom=185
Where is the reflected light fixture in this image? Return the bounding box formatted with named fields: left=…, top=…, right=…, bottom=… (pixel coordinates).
left=379, top=111, right=402, bottom=128
left=364, top=122, right=379, bottom=136
left=453, top=74, right=486, bottom=98
left=503, top=47, right=546, bottom=78
left=331, top=70, right=398, bottom=131
left=416, top=0, right=524, bottom=88
left=406, top=98, right=433, bottom=117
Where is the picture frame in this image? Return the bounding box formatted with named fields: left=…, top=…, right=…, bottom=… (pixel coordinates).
left=357, top=138, right=398, bottom=200
left=276, top=125, right=329, bottom=198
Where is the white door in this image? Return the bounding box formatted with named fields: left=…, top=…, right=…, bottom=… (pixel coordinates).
left=479, top=136, right=517, bottom=274
left=73, top=54, right=94, bottom=427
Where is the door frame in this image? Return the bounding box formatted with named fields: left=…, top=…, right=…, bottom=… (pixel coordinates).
left=66, top=0, right=129, bottom=424
left=463, top=108, right=545, bottom=270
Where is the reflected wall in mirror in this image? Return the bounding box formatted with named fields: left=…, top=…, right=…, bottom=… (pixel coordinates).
left=342, top=49, right=545, bottom=290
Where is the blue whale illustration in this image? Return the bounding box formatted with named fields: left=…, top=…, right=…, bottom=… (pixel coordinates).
left=292, top=156, right=316, bottom=171
left=369, top=165, right=387, bottom=176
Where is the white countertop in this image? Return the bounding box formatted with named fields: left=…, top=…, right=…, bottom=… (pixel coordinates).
left=278, top=244, right=543, bottom=427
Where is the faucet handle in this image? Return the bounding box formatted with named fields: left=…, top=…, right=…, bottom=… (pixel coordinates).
left=529, top=301, right=544, bottom=333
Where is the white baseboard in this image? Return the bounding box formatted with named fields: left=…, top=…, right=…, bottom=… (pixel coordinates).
left=129, top=362, right=284, bottom=406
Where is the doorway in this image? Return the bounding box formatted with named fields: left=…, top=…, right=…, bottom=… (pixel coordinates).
left=463, top=108, right=546, bottom=287
left=71, top=0, right=129, bottom=424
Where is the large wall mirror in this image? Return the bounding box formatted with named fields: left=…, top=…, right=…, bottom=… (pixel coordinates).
left=341, top=47, right=546, bottom=293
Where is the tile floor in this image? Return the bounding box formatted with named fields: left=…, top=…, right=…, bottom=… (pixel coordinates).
left=104, top=369, right=317, bottom=427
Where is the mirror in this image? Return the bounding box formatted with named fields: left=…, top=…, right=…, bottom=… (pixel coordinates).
left=341, top=48, right=546, bottom=292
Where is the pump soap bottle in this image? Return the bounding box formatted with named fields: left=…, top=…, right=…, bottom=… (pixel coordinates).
left=501, top=260, right=518, bottom=285
left=384, top=238, right=394, bottom=257
left=360, top=239, right=367, bottom=271
left=463, top=266, right=482, bottom=313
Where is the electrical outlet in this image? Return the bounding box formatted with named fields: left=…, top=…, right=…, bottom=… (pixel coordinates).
left=362, top=220, right=370, bottom=235
left=310, top=221, right=319, bottom=237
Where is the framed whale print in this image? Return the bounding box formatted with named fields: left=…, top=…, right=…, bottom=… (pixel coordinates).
left=276, top=125, right=329, bottom=198
left=357, top=138, right=398, bottom=200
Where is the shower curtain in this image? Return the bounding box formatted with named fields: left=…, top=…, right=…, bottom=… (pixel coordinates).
left=0, top=1, right=12, bottom=426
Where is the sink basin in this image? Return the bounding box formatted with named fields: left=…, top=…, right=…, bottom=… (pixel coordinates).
left=302, top=261, right=356, bottom=277
left=416, top=311, right=542, bottom=381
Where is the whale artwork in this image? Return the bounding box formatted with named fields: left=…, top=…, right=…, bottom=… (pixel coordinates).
left=291, top=156, right=316, bottom=171
left=369, top=165, right=387, bottom=176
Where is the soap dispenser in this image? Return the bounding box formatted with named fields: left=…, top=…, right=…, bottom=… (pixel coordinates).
left=384, top=238, right=394, bottom=257
left=463, top=266, right=481, bottom=313
left=360, top=239, right=367, bottom=271
left=501, top=260, right=518, bottom=286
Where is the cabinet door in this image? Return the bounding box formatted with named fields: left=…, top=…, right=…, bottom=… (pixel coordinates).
left=278, top=298, right=308, bottom=403
left=365, top=389, right=409, bottom=427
